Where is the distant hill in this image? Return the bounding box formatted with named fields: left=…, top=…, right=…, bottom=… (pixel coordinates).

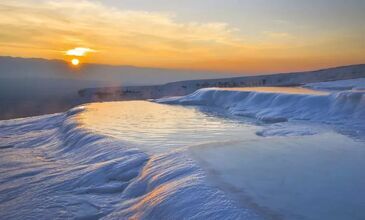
left=1, top=56, right=364, bottom=119
left=0, top=56, right=241, bottom=119
left=80, top=64, right=365, bottom=101
left=0, top=56, right=241, bottom=86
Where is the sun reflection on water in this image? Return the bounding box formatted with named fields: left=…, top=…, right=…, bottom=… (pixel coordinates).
left=76, top=101, right=255, bottom=153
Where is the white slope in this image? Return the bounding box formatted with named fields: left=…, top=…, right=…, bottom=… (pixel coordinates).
left=156, top=82, right=365, bottom=138
left=153, top=79, right=365, bottom=220
left=0, top=106, right=258, bottom=220
left=305, top=78, right=365, bottom=91
left=1, top=78, right=364, bottom=219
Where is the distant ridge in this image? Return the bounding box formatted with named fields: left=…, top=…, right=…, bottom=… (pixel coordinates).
left=0, top=56, right=241, bottom=86
left=0, top=56, right=241, bottom=119
left=80, top=64, right=365, bottom=101
left=1, top=56, right=364, bottom=119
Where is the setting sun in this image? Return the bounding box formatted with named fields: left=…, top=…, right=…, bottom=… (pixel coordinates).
left=71, top=58, right=80, bottom=66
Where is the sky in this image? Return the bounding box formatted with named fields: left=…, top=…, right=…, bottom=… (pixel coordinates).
left=0, top=0, right=364, bottom=73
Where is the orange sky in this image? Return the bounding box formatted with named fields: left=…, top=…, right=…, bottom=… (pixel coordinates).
left=0, top=0, right=364, bottom=73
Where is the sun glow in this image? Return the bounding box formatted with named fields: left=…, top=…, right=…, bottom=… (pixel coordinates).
left=71, top=58, right=80, bottom=66
left=66, top=47, right=95, bottom=57
left=1, top=1, right=365, bottom=72
left=66, top=47, right=95, bottom=67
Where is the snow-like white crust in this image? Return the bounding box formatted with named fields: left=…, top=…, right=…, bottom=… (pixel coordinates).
left=156, top=86, right=365, bottom=134
left=0, top=107, right=258, bottom=220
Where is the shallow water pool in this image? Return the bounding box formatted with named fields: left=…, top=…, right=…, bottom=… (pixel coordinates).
left=77, top=100, right=365, bottom=220
left=77, top=101, right=260, bottom=153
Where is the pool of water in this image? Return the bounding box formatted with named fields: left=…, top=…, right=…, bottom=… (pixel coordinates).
left=190, top=134, right=365, bottom=220
left=77, top=100, right=365, bottom=220
left=77, top=101, right=260, bottom=153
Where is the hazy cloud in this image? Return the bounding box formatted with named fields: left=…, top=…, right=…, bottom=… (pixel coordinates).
left=0, top=0, right=364, bottom=72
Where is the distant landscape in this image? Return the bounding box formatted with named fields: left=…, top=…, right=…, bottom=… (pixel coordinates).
left=2, top=56, right=364, bottom=119
left=81, top=64, right=365, bottom=101
left=0, top=56, right=240, bottom=119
